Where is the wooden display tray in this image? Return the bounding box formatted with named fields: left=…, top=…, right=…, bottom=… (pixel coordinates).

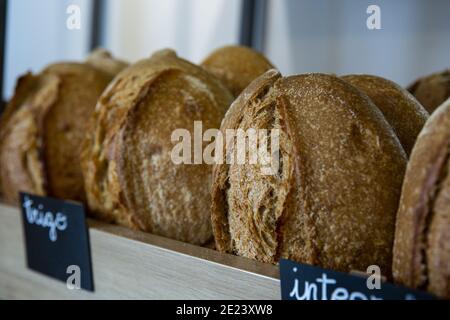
left=0, top=203, right=280, bottom=299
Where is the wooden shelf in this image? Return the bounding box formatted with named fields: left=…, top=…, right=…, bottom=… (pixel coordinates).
left=0, top=203, right=280, bottom=299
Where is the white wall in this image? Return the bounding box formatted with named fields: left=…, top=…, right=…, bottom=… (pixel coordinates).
left=101, top=0, right=242, bottom=64
left=264, top=0, right=450, bottom=86
left=4, top=0, right=92, bottom=99
left=4, top=0, right=450, bottom=99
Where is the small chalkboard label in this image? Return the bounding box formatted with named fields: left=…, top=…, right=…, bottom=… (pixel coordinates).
left=280, top=259, right=435, bottom=300
left=20, top=192, right=94, bottom=291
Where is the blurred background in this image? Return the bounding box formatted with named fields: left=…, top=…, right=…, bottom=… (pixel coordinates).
left=1, top=0, right=449, bottom=101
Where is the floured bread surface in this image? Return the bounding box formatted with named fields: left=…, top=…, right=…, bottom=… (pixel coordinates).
left=201, top=46, right=274, bottom=97
left=343, top=74, right=429, bottom=155
left=212, top=71, right=407, bottom=274
left=393, top=97, right=450, bottom=299
left=408, top=70, right=450, bottom=114
left=81, top=49, right=233, bottom=244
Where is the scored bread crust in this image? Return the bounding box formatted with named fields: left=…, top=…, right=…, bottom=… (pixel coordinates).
left=408, top=69, right=450, bottom=114
left=41, top=63, right=113, bottom=201
left=211, top=70, right=407, bottom=274
left=343, top=74, right=429, bottom=155
left=0, top=61, right=113, bottom=203
left=81, top=49, right=233, bottom=245
left=393, top=97, right=450, bottom=298
left=0, top=72, right=60, bottom=203
left=201, top=46, right=274, bottom=97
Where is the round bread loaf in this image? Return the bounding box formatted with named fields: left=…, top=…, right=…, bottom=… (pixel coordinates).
left=81, top=49, right=233, bottom=245
left=0, top=53, right=120, bottom=203
left=343, top=75, right=429, bottom=155
left=211, top=70, right=407, bottom=274
left=86, top=48, right=129, bottom=76
left=392, top=97, right=450, bottom=299
left=408, top=69, right=450, bottom=114
left=201, top=45, right=274, bottom=97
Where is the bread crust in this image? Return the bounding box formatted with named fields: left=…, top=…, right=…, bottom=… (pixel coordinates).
left=0, top=72, right=60, bottom=203
left=86, top=48, right=129, bottom=76
left=0, top=60, right=113, bottom=203
left=81, top=49, right=233, bottom=244
left=343, top=75, right=429, bottom=155
left=41, top=63, right=112, bottom=201
left=408, top=69, right=450, bottom=114
left=393, top=97, right=450, bottom=298
left=211, top=71, right=407, bottom=274
left=201, top=46, right=274, bottom=97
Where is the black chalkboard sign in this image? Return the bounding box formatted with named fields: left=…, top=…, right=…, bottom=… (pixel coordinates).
left=20, top=192, right=94, bottom=291
left=280, top=259, right=435, bottom=300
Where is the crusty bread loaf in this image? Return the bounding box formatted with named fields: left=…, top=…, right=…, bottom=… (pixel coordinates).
left=211, top=70, right=407, bottom=274
left=0, top=72, right=59, bottom=202
left=86, top=48, right=129, bottom=76
left=408, top=69, right=450, bottom=114
left=393, top=97, right=450, bottom=299
left=201, top=45, right=274, bottom=97
left=81, top=49, right=233, bottom=245
left=0, top=53, right=119, bottom=203
left=41, top=63, right=113, bottom=201
left=343, top=75, right=429, bottom=155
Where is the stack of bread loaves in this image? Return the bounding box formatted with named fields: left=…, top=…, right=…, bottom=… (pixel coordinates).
left=80, top=49, right=234, bottom=245
left=1, top=45, right=448, bottom=298
left=79, top=47, right=272, bottom=245
left=211, top=70, right=429, bottom=277
left=0, top=49, right=127, bottom=203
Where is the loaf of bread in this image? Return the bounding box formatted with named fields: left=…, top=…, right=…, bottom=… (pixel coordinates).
left=393, top=97, right=450, bottom=299
left=86, top=48, right=129, bottom=76
left=201, top=45, right=274, bottom=97
left=408, top=69, right=450, bottom=114
left=81, top=49, right=233, bottom=245
left=0, top=51, right=124, bottom=203
left=343, top=75, right=429, bottom=155
left=211, top=70, right=407, bottom=274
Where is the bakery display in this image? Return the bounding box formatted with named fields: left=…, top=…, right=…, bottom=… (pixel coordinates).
left=0, top=51, right=123, bottom=203
left=0, top=41, right=447, bottom=299
left=392, top=97, right=450, bottom=299
left=201, top=45, right=274, bottom=97
left=408, top=69, right=450, bottom=114
left=211, top=70, right=407, bottom=274
left=81, top=49, right=233, bottom=245
left=343, top=74, right=429, bottom=155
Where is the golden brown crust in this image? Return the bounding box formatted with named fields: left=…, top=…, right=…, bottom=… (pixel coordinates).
left=41, top=63, right=112, bottom=201
left=201, top=45, right=274, bottom=97
left=408, top=69, right=450, bottom=114
left=393, top=97, right=450, bottom=298
left=211, top=71, right=407, bottom=274
left=81, top=49, right=233, bottom=244
left=0, top=73, right=60, bottom=203
left=343, top=74, right=429, bottom=155
left=0, top=59, right=114, bottom=203
left=0, top=73, right=36, bottom=200
left=86, top=48, right=129, bottom=76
